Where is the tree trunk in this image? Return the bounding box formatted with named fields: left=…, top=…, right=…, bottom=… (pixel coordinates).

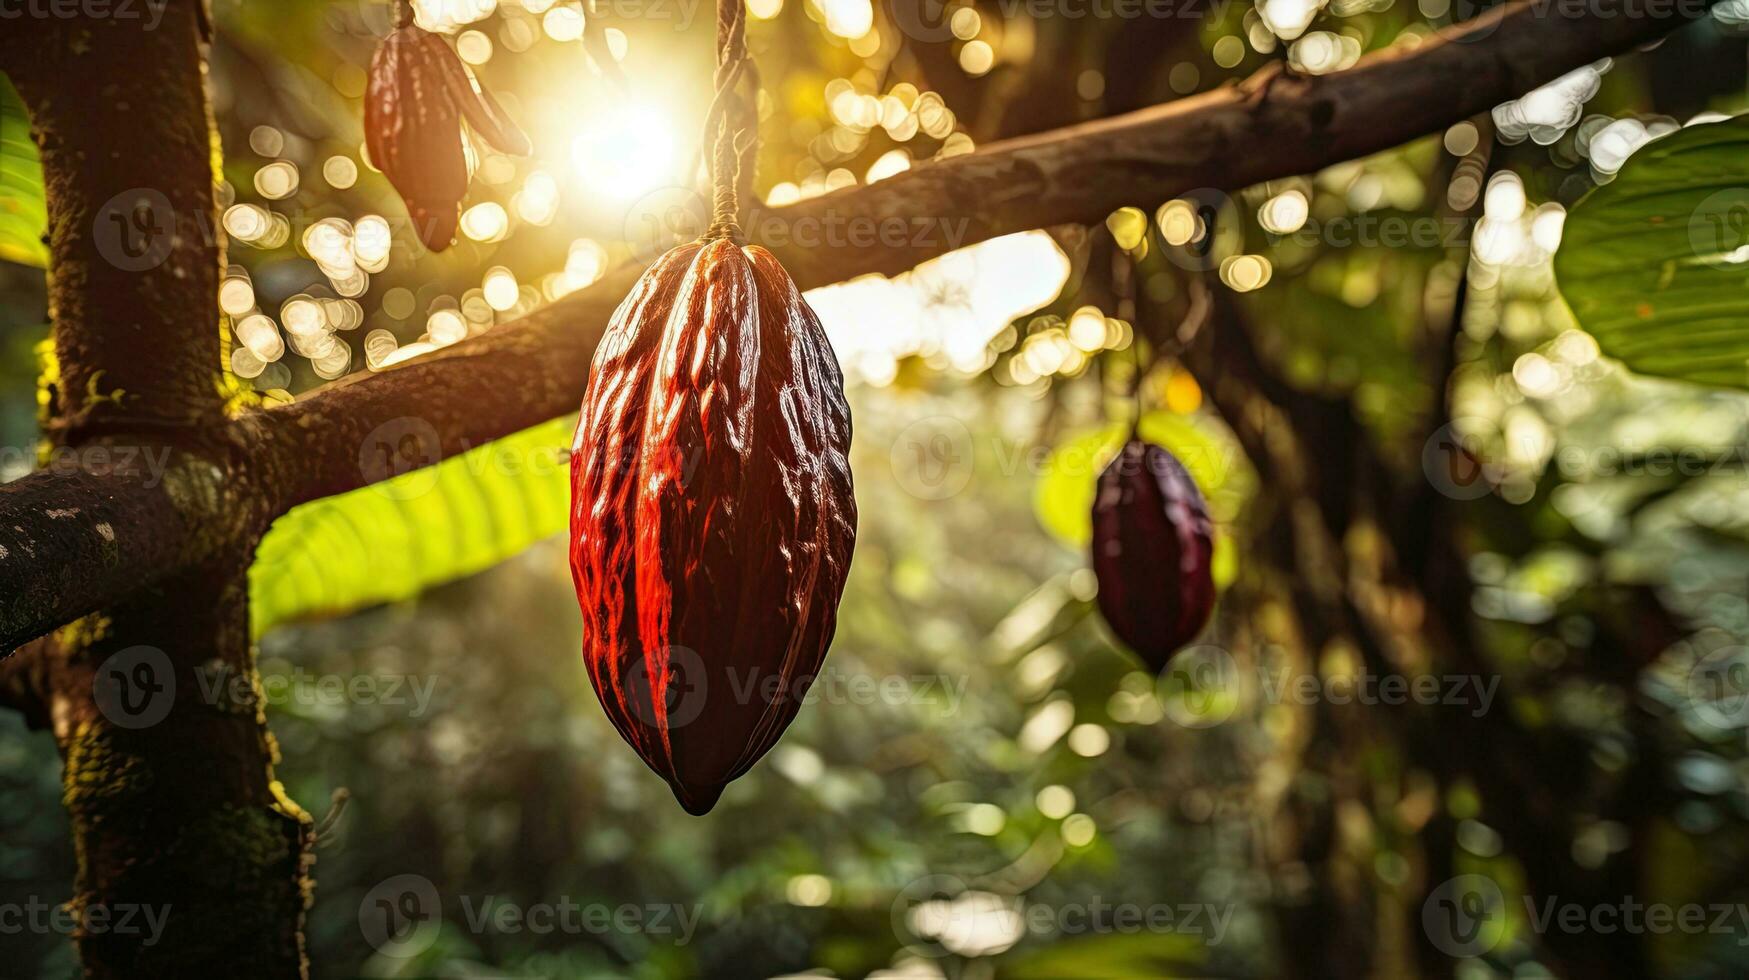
left=2, top=5, right=312, bottom=976
left=44, top=550, right=311, bottom=977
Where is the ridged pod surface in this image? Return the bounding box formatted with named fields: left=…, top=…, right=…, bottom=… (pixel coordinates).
left=365, top=22, right=529, bottom=251
left=570, top=238, right=857, bottom=814
left=1091, top=439, right=1215, bottom=673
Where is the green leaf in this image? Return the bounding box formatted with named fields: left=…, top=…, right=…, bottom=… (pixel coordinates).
left=248, top=417, right=573, bottom=635
left=0, top=75, right=49, bottom=269
left=1555, top=115, right=1749, bottom=389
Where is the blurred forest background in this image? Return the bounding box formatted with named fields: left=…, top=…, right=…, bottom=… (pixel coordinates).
left=7, top=0, right=1749, bottom=977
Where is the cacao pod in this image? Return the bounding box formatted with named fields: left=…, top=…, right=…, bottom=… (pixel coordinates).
left=570, top=237, right=857, bottom=814
left=1091, top=439, right=1215, bottom=672
left=365, top=17, right=529, bottom=252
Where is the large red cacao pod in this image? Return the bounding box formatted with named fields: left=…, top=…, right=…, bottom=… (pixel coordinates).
left=365, top=21, right=528, bottom=251
left=570, top=238, right=857, bottom=814
left=1091, top=439, right=1215, bottom=673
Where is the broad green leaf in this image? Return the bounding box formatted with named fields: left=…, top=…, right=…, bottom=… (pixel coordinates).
left=1031, top=410, right=1248, bottom=588
left=1555, top=115, right=1749, bottom=389
left=0, top=75, right=49, bottom=269
left=249, top=417, right=573, bottom=635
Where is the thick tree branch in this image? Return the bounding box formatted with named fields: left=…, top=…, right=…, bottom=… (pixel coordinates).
left=256, top=0, right=1715, bottom=510
left=0, top=466, right=194, bottom=651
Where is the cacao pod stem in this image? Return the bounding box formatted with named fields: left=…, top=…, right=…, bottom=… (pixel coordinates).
left=701, top=0, right=757, bottom=241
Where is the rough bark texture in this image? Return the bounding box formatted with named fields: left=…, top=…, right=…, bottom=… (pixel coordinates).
left=0, top=464, right=198, bottom=651
left=4, top=0, right=226, bottom=443
left=44, top=552, right=312, bottom=978
left=2, top=4, right=311, bottom=977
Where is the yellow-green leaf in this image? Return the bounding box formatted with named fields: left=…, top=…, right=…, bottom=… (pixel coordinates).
left=249, top=417, right=573, bottom=635
left=0, top=75, right=49, bottom=269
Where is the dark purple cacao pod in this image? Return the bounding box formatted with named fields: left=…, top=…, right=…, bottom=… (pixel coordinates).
left=365, top=19, right=529, bottom=251
left=1091, top=439, right=1216, bottom=672
left=570, top=237, right=857, bottom=814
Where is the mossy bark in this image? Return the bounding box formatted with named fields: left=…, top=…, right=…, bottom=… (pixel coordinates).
left=1, top=4, right=313, bottom=976
left=50, top=552, right=312, bottom=978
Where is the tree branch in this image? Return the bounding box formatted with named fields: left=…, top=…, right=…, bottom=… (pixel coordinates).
left=0, top=467, right=193, bottom=650
left=255, top=0, right=1715, bottom=510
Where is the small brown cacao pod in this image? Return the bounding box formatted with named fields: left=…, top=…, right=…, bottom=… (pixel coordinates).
left=570, top=237, right=857, bottom=814
left=1091, top=439, right=1215, bottom=672
left=365, top=20, right=529, bottom=251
